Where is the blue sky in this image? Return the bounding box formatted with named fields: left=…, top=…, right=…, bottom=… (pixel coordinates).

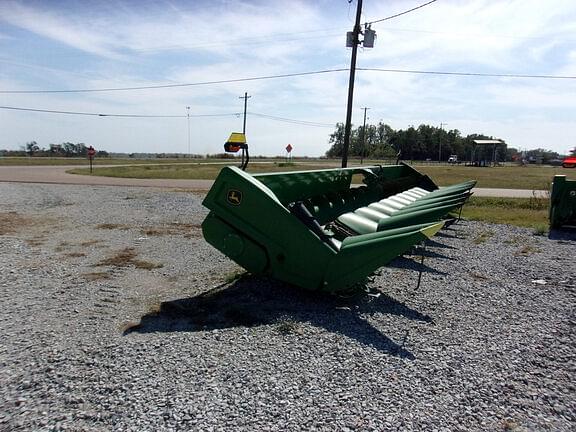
left=1, top=0, right=575, bottom=156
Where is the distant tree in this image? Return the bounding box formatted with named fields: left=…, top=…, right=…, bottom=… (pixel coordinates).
left=60, top=142, right=89, bottom=157
left=25, top=141, right=40, bottom=156
left=325, top=123, right=346, bottom=158
left=525, top=148, right=561, bottom=164
left=49, top=144, right=63, bottom=155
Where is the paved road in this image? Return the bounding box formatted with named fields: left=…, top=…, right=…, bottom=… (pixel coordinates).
left=0, top=165, right=548, bottom=198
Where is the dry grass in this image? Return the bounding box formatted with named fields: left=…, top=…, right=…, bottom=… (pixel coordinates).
left=25, top=237, right=46, bottom=247
left=134, top=260, right=164, bottom=270
left=502, top=419, right=521, bottom=431
left=473, top=230, right=494, bottom=244
left=82, top=272, right=111, bottom=281
left=96, top=223, right=130, bottom=230
left=80, top=239, right=102, bottom=246
left=57, top=239, right=101, bottom=253
left=96, top=247, right=163, bottom=270
left=141, top=222, right=201, bottom=238
left=514, top=245, right=541, bottom=256
left=65, top=252, right=87, bottom=258
left=470, top=272, right=489, bottom=280
left=0, top=212, right=34, bottom=235
left=503, top=235, right=524, bottom=245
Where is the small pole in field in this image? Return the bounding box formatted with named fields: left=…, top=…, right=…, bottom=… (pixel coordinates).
left=87, top=145, right=96, bottom=173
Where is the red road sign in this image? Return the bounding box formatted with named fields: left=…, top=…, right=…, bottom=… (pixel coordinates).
left=285, top=144, right=293, bottom=153
left=87, top=146, right=96, bottom=157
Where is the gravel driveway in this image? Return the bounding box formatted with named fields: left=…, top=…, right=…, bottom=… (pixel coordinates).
left=0, top=182, right=574, bottom=431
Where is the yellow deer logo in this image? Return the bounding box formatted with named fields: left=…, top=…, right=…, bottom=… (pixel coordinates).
left=227, top=190, right=242, bottom=206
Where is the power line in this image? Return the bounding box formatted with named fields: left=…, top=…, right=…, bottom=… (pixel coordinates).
left=0, top=105, right=334, bottom=128
left=3, top=65, right=573, bottom=96
left=248, top=112, right=333, bottom=127
left=358, top=67, right=576, bottom=80
left=0, top=69, right=349, bottom=94
left=0, top=106, right=239, bottom=118
left=366, top=0, right=438, bottom=25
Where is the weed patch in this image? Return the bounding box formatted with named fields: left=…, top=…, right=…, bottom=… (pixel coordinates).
left=473, top=230, right=494, bottom=244
left=532, top=224, right=548, bottom=236
left=223, top=270, right=246, bottom=284
left=276, top=319, right=303, bottom=335
left=515, top=245, right=540, bottom=256
left=503, top=235, right=524, bottom=245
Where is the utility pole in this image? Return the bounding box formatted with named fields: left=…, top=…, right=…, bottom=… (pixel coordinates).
left=186, top=106, right=191, bottom=157
left=439, top=122, right=447, bottom=163
left=360, top=107, right=370, bottom=164
left=239, top=92, right=251, bottom=134
left=341, top=0, right=363, bottom=168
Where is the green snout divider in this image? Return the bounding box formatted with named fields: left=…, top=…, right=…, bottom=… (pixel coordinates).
left=550, top=175, right=576, bottom=229
left=202, top=164, right=475, bottom=293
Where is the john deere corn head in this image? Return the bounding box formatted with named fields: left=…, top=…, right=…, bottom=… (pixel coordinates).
left=550, top=175, right=576, bottom=229
left=202, top=164, right=476, bottom=293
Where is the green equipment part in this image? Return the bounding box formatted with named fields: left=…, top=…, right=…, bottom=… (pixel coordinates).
left=549, top=175, right=576, bottom=229
left=202, top=164, right=476, bottom=293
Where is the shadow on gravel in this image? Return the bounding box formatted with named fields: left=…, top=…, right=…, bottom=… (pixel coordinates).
left=434, top=225, right=461, bottom=239
left=425, top=239, right=457, bottom=250
left=548, top=228, right=576, bottom=241
left=387, top=256, right=449, bottom=275
left=124, top=276, right=433, bottom=359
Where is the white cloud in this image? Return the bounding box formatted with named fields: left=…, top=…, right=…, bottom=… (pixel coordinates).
left=1, top=0, right=575, bottom=155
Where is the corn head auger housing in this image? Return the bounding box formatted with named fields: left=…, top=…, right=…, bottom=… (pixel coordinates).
left=202, top=164, right=476, bottom=294
left=550, top=175, right=576, bottom=229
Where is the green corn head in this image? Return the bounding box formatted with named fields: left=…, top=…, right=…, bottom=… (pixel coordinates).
left=202, top=163, right=476, bottom=293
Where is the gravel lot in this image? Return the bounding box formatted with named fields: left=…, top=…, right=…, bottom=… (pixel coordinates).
left=1, top=182, right=574, bottom=432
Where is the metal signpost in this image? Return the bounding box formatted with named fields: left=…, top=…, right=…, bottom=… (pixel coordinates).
left=87, top=146, right=96, bottom=173
left=285, top=143, right=293, bottom=163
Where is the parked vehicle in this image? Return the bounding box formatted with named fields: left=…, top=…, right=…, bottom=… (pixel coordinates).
left=562, top=156, right=576, bottom=168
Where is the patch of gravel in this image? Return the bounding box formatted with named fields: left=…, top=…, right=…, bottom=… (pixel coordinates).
left=0, top=182, right=574, bottom=432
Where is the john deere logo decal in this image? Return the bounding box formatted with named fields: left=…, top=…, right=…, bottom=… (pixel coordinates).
left=227, top=190, right=242, bottom=206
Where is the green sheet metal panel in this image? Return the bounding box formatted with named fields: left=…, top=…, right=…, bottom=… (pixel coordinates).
left=550, top=175, right=576, bottom=228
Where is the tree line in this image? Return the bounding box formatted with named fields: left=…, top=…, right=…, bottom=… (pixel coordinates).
left=325, top=122, right=511, bottom=162
left=4, top=141, right=109, bottom=157
left=326, top=122, right=571, bottom=163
